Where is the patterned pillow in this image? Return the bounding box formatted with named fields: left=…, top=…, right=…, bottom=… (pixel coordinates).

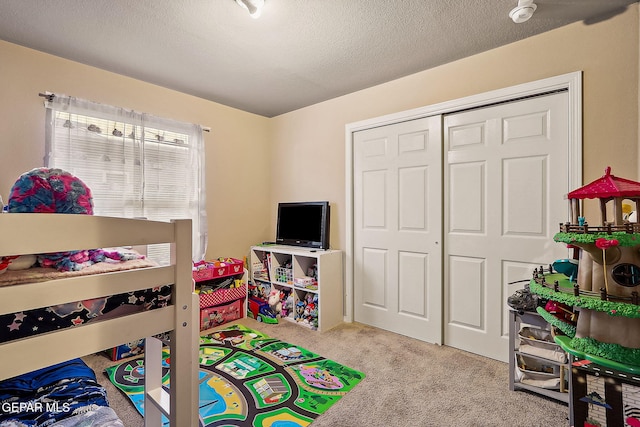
left=7, top=168, right=94, bottom=271
left=7, top=167, right=93, bottom=214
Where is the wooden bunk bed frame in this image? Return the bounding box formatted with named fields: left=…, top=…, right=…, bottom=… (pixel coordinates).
left=0, top=213, right=199, bottom=426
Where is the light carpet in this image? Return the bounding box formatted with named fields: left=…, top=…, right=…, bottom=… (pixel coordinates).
left=84, top=317, right=570, bottom=426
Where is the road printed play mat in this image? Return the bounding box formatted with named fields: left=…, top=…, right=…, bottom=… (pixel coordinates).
left=105, top=324, right=365, bottom=426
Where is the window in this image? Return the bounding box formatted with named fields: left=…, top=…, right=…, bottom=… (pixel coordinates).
left=44, top=95, right=207, bottom=265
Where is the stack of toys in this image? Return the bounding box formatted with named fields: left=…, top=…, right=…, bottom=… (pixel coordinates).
left=294, top=292, right=319, bottom=330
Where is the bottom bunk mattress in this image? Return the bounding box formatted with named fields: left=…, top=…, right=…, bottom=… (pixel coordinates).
left=0, top=255, right=171, bottom=343
left=0, top=358, right=123, bottom=427
left=0, top=285, right=172, bottom=342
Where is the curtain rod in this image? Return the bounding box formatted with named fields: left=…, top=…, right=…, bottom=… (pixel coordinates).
left=38, top=92, right=211, bottom=132
left=38, top=92, right=55, bottom=102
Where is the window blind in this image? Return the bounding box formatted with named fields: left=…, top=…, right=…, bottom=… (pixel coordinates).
left=44, top=95, right=207, bottom=265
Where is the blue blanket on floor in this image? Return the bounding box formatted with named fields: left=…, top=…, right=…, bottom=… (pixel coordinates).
left=0, top=359, right=109, bottom=427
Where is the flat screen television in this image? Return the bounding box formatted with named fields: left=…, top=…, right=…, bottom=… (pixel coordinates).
left=276, top=201, right=330, bottom=250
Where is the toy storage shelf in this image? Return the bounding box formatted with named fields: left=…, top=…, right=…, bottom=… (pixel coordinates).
left=250, top=245, right=343, bottom=332
left=194, top=266, right=248, bottom=331
left=509, top=309, right=570, bottom=405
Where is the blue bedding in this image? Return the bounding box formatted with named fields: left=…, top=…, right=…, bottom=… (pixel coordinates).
left=0, top=359, right=111, bottom=426
left=0, top=285, right=172, bottom=343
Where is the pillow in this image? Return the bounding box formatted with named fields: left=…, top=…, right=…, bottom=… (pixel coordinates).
left=5, top=168, right=142, bottom=271
left=7, top=167, right=93, bottom=214
left=6, top=255, right=36, bottom=271
left=7, top=168, right=93, bottom=271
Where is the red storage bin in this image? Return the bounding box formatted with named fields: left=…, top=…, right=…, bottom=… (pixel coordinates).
left=193, top=258, right=244, bottom=282
left=200, top=299, right=244, bottom=330
left=199, top=285, right=247, bottom=309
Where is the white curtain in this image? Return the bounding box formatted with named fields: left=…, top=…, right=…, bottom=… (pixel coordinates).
left=44, top=94, right=207, bottom=264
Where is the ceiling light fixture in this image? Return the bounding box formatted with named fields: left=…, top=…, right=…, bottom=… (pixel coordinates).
left=235, top=0, right=265, bottom=19
left=509, top=0, right=537, bottom=23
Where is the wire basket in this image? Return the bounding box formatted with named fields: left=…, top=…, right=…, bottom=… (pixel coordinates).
left=275, top=267, right=293, bottom=284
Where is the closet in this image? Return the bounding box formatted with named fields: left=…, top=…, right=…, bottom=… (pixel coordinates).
left=347, top=73, right=582, bottom=362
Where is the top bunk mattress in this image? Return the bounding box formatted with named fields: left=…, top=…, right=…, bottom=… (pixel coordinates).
left=0, top=255, right=156, bottom=287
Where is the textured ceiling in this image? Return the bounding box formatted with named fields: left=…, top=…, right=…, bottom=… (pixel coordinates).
left=0, top=0, right=637, bottom=117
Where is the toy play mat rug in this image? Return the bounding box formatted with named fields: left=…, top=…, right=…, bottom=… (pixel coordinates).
left=105, top=324, right=365, bottom=426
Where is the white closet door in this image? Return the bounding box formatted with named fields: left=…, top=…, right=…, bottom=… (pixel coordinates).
left=443, top=92, right=570, bottom=362
left=353, top=116, right=442, bottom=344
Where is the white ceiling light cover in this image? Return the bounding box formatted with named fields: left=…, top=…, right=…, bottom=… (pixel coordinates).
left=509, top=0, right=537, bottom=23
left=235, top=0, right=265, bottom=19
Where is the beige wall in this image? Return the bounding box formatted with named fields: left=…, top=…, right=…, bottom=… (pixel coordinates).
left=0, top=40, right=271, bottom=259
left=1, top=4, right=638, bottom=260
left=271, top=4, right=639, bottom=252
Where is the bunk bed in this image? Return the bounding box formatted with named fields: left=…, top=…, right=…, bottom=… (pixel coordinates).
left=0, top=213, right=199, bottom=426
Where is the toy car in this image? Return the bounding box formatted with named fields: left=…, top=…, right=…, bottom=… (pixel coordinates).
left=247, top=296, right=278, bottom=324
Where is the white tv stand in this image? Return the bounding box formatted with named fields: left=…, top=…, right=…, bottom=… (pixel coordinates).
left=249, top=245, right=343, bottom=332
